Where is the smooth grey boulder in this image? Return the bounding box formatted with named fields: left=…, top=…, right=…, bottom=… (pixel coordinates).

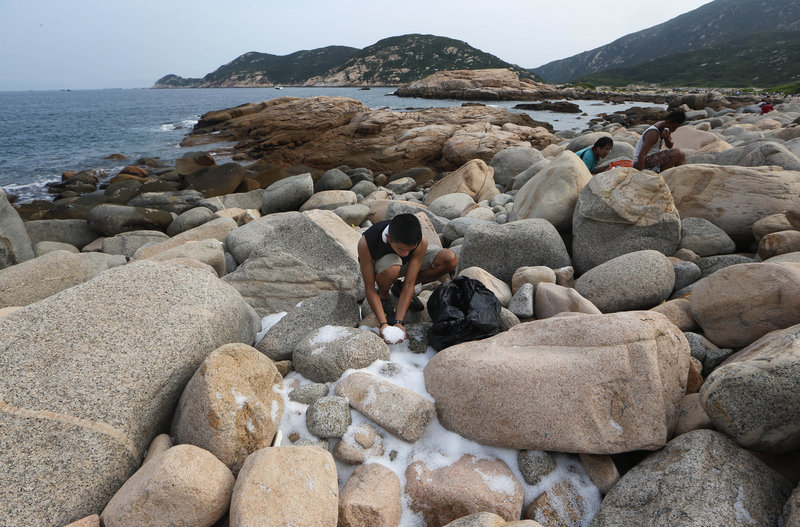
left=428, top=193, right=476, bottom=220
left=385, top=202, right=448, bottom=234
left=489, top=146, right=543, bottom=188
left=728, top=141, right=800, bottom=171
left=306, top=396, right=351, bottom=438
left=127, top=190, right=206, bottom=214
left=223, top=210, right=364, bottom=317
left=167, top=207, right=215, bottom=236
left=25, top=218, right=98, bottom=249
left=508, top=283, right=534, bottom=319
left=679, top=217, right=736, bottom=256
left=0, top=189, right=34, bottom=269
left=572, top=168, right=680, bottom=274
left=87, top=204, right=174, bottom=236
left=333, top=204, right=370, bottom=227
left=511, top=159, right=550, bottom=191
left=441, top=217, right=494, bottom=246
left=314, top=168, right=352, bottom=192
left=0, top=260, right=259, bottom=526
left=672, top=260, right=702, bottom=292
left=289, top=383, right=330, bottom=405
left=574, top=250, right=675, bottom=313
left=133, top=217, right=237, bottom=261
left=0, top=250, right=125, bottom=308
left=684, top=331, right=733, bottom=377
left=351, top=180, right=378, bottom=197
left=566, top=131, right=611, bottom=152
left=199, top=188, right=264, bottom=212
left=700, top=323, right=800, bottom=454
left=261, top=173, right=314, bottom=215
left=147, top=239, right=226, bottom=277
left=255, top=291, right=361, bottom=361
left=458, top=219, right=571, bottom=283
left=34, top=240, right=78, bottom=256
left=696, top=254, right=755, bottom=278
left=102, top=230, right=170, bottom=258
left=293, top=326, right=390, bottom=383
left=591, top=430, right=792, bottom=527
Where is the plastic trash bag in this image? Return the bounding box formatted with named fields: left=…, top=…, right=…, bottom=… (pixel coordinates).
left=427, top=276, right=502, bottom=351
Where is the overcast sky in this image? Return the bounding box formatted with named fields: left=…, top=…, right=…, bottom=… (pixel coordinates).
left=0, top=0, right=713, bottom=91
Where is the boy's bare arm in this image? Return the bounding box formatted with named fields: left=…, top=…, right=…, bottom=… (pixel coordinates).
left=357, top=237, right=388, bottom=324
left=395, top=237, right=427, bottom=324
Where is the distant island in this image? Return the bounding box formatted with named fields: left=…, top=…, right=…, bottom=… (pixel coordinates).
left=154, top=0, right=800, bottom=93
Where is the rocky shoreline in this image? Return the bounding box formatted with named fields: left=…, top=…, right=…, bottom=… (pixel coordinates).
left=2, top=76, right=800, bottom=526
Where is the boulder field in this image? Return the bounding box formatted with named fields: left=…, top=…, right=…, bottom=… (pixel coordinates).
left=2, top=90, right=800, bottom=526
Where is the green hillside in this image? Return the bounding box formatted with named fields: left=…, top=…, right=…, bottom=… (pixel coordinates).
left=532, top=0, right=800, bottom=83
left=311, top=34, right=539, bottom=85
left=578, top=30, right=800, bottom=88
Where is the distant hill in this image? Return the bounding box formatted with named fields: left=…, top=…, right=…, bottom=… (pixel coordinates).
left=578, top=29, right=800, bottom=88
left=153, top=46, right=358, bottom=88
left=304, top=34, right=537, bottom=86
left=153, top=34, right=538, bottom=88
left=532, top=0, right=800, bottom=84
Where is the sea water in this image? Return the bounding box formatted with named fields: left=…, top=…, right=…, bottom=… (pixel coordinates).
left=0, top=87, right=661, bottom=202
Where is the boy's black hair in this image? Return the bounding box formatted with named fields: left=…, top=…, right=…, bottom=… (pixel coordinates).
left=666, top=110, right=687, bottom=125
left=388, top=213, right=422, bottom=246
left=593, top=136, right=613, bottom=149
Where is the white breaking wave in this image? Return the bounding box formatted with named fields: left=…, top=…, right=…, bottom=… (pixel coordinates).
left=159, top=118, right=198, bottom=132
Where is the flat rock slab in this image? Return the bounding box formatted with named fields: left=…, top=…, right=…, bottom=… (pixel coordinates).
left=424, top=311, right=689, bottom=453
left=0, top=260, right=258, bottom=526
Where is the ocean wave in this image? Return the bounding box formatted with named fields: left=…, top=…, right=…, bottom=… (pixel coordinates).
left=159, top=118, right=198, bottom=132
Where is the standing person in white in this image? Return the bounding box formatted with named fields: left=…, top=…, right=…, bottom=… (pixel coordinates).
left=634, top=110, right=687, bottom=172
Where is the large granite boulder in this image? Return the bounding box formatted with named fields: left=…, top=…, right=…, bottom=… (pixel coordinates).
left=489, top=145, right=543, bottom=188
left=0, top=250, right=126, bottom=308
left=230, top=446, right=338, bottom=526
left=405, top=455, right=524, bottom=527
left=700, top=323, right=800, bottom=453
left=574, top=250, right=675, bottom=313
left=132, top=217, right=237, bottom=260
left=222, top=210, right=364, bottom=316
left=663, top=164, right=800, bottom=243
left=591, top=430, right=792, bottom=527
left=679, top=217, right=736, bottom=256
left=512, top=150, right=593, bottom=230
left=255, top=290, right=360, bottom=361
left=171, top=343, right=283, bottom=474
left=0, top=189, right=34, bottom=269
left=572, top=167, right=680, bottom=274
left=424, top=311, right=689, bottom=453
left=293, top=326, right=389, bottom=383
left=425, top=159, right=497, bottom=205
left=183, top=162, right=246, bottom=197
left=261, top=173, right=314, bottom=215
left=87, top=204, right=174, bottom=236
left=0, top=260, right=259, bottom=526
left=25, top=218, right=98, bottom=250
left=126, top=190, right=207, bottom=214
left=396, top=68, right=557, bottom=101
left=338, top=463, right=402, bottom=527
left=101, top=230, right=170, bottom=258
left=167, top=207, right=215, bottom=236
left=100, top=445, right=234, bottom=527
left=457, top=219, right=570, bottom=283
left=690, top=262, right=800, bottom=348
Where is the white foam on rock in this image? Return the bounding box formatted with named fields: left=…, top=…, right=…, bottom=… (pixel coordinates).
left=274, top=337, right=602, bottom=526
left=382, top=325, right=406, bottom=343
left=256, top=312, right=287, bottom=342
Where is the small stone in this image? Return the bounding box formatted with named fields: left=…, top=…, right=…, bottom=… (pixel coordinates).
left=306, top=396, right=351, bottom=438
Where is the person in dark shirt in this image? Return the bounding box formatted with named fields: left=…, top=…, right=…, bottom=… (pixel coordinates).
left=357, top=213, right=457, bottom=342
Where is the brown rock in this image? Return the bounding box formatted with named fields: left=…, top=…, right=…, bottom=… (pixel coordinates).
left=673, top=393, right=713, bottom=437
left=441, top=512, right=507, bottom=527
left=338, top=463, right=402, bottom=527
left=425, top=159, right=496, bottom=205
left=142, top=433, right=172, bottom=465
left=424, top=311, right=690, bottom=453
left=534, top=282, right=601, bottom=319
left=578, top=454, right=620, bottom=495
left=183, top=96, right=543, bottom=173
left=753, top=213, right=794, bottom=242
left=758, top=230, right=800, bottom=260
left=663, top=164, right=800, bottom=243
left=511, top=266, right=556, bottom=294
left=335, top=372, right=434, bottom=442
left=119, top=165, right=149, bottom=178
left=396, top=69, right=558, bottom=102
left=553, top=266, right=574, bottom=288
left=788, top=200, right=800, bottom=230
left=132, top=217, right=237, bottom=260
left=230, top=446, right=338, bottom=526
left=690, top=262, right=800, bottom=348
left=101, top=445, right=234, bottom=527
left=686, top=356, right=704, bottom=394
left=524, top=480, right=592, bottom=526
left=333, top=422, right=385, bottom=464
left=64, top=515, right=101, bottom=527
left=171, top=343, right=284, bottom=474
left=650, top=298, right=697, bottom=332
left=405, top=455, right=524, bottom=527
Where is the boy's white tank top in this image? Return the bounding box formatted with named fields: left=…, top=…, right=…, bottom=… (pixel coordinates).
left=634, top=124, right=663, bottom=160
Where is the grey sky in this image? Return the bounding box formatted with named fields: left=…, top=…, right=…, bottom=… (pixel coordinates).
left=0, top=0, right=712, bottom=91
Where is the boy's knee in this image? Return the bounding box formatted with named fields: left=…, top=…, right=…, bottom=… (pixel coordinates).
left=377, top=265, right=401, bottom=283
left=440, top=249, right=458, bottom=272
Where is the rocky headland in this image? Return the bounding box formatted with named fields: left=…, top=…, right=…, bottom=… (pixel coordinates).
left=2, top=83, right=800, bottom=526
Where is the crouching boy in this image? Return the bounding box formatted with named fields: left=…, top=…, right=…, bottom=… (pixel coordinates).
left=357, top=213, right=458, bottom=343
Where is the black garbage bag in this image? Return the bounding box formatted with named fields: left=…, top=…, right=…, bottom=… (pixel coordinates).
left=427, top=276, right=502, bottom=351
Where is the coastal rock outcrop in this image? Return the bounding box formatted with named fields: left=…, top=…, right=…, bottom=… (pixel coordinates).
left=396, top=68, right=557, bottom=100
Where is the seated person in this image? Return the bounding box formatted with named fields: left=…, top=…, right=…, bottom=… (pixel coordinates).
left=575, top=137, right=614, bottom=174
left=759, top=96, right=774, bottom=114
left=357, top=213, right=458, bottom=343
left=633, top=110, right=687, bottom=172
